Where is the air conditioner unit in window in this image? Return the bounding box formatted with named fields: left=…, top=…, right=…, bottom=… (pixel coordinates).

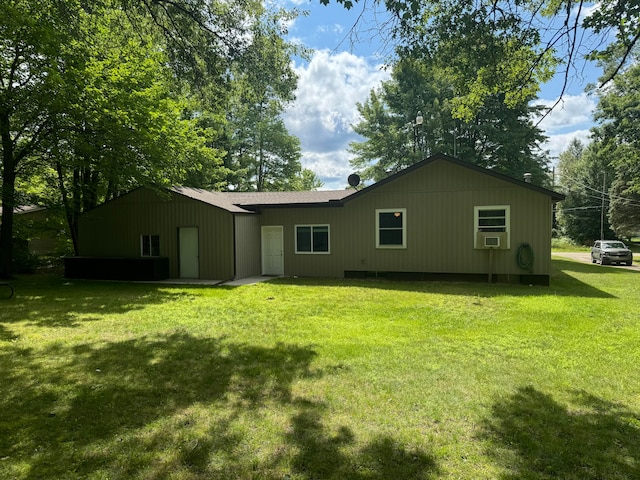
left=483, top=236, right=501, bottom=248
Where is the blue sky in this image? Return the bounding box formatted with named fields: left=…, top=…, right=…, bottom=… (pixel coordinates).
left=279, top=1, right=601, bottom=189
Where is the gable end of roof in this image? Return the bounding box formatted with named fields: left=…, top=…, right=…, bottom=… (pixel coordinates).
left=344, top=153, right=565, bottom=202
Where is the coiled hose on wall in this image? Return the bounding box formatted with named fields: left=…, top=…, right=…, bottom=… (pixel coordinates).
left=516, top=243, right=534, bottom=271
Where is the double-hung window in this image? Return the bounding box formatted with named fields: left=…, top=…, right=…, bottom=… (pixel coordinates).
left=295, top=225, right=330, bottom=254
left=376, top=209, right=406, bottom=248
left=141, top=234, right=160, bottom=257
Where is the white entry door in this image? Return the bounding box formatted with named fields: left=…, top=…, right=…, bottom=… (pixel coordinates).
left=179, top=227, right=199, bottom=278
left=261, top=226, right=284, bottom=276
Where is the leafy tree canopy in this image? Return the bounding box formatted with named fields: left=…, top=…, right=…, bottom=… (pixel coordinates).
left=220, top=9, right=310, bottom=192
left=322, top=0, right=640, bottom=119
left=1, top=0, right=305, bottom=277
left=46, top=6, right=228, bottom=253
left=350, top=43, right=550, bottom=185
left=588, top=56, right=640, bottom=238
left=555, top=139, right=615, bottom=245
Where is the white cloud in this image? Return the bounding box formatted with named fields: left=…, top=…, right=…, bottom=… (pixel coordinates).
left=301, top=151, right=355, bottom=188
left=575, top=2, right=601, bottom=22
left=270, top=0, right=307, bottom=6
left=317, top=24, right=345, bottom=35
left=285, top=53, right=598, bottom=188
left=284, top=50, right=390, bottom=189
left=535, top=92, right=596, bottom=159
left=536, top=93, right=597, bottom=133
left=544, top=129, right=592, bottom=160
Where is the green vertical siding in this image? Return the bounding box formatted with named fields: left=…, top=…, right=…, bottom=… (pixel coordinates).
left=77, top=158, right=557, bottom=282
left=78, top=188, right=236, bottom=280
left=260, top=159, right=555, bottom=278
left=234, top=215, right=261, bottom=279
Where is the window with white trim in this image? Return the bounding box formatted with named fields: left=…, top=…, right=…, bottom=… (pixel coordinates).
left=376, top=209, right=406, bottom=248
left=295, top=225, right=330, bottom=254
left=475, top=206, right=510, bottom=233
left=141, top=234, right=160, bottom=257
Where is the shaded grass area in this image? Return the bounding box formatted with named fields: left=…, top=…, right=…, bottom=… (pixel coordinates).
left=482, top=387, right=640, bottom=479
left=1, top=260, right=639, bottom=479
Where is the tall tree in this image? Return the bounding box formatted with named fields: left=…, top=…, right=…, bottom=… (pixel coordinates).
left=396, top=1, right=556, bottom=121
left=222, top=9, right=308, bottom=191
left=555, top=139, right=615, bottom=244
left=589, top=57, right=640, bottom=238
left=350, top=89, right=420, bottom=181
left=350, top=55, right=550, bottom=184
left=51, top=8, right=224, bottom=253
left=0, top=0, right=273, bottom=277
left=120, top=0, right=261, bottom=87
left=0, top=0, right=77, bottom=278
left=608, top=166, right=640, bottom=240
left=288, top=168, right=324, bottom=191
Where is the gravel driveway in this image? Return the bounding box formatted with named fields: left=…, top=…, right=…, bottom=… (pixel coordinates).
left=553, top=251, right=638, bottom=271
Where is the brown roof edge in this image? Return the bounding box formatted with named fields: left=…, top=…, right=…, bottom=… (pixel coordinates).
left=0, top=205, right=47, bottom=215
left=239, top=199, right=347, bottom=211
left=80, top=157, right=565, bottom=218
left=171, top=187, right=355, bottom=212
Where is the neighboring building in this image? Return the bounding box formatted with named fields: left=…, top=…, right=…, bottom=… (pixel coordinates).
left=0, top=205, right=60, bottom=255
left=69, top=154, right=564, bottom=284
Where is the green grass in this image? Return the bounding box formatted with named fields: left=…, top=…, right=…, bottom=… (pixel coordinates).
left=1, top=260, right=639, bottom=479
left=551, top=237, right=590, bottom=252
left=551, top=236, right=640, bottom=253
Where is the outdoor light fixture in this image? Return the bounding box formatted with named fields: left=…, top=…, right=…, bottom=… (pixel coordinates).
left=415, top=111, right=424, bottom=126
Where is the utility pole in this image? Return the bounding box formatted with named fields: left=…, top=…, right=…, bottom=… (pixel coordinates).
left=600, top=171, right=606, bottom=240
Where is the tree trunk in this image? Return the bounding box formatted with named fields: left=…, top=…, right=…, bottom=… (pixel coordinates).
left=56, top=162, right=80, bottom=255
left=0, top=109, right=16, bottom=279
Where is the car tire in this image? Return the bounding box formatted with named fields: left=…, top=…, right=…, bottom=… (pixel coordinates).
left=626, top=261, right=633, bottom=266
left=591, top=256, right=597, bottom=264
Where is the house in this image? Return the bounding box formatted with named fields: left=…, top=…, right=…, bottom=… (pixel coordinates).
left=67, top=153, right=564, bottom=285
left=0, top=205, right=60, bottom=255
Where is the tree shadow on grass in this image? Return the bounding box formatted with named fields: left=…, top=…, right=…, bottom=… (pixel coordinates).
left=0, top=332, right=439, bottom=479
left=547, top=259, right=619, bottom=298
left=269, top=259, right=615, bottom=299
left=0, top=333, right=314, bottom=477
left=280, top=404, right=440, bottom=479
left=482, top=385, right=640, bottom=479
left=552, top=257, right=638, bottom=276
left=0, top=323, right=17, bottom=341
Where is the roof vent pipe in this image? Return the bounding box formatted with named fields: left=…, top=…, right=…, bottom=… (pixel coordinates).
left=523, top=172, right=532, bottom=183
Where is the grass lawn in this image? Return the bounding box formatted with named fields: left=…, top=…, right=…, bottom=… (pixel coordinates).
left=551, top=237, right=590, bottom=252
left=1, top=259, right=639, bottom=479
left=552, top=237, right=640, bottom=254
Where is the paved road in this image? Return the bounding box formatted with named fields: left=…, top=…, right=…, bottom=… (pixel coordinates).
left=553, top=251, right=638, bottom=271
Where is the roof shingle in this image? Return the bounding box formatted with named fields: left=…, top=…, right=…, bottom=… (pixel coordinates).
left=171, top=187, right=355, bottom=213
